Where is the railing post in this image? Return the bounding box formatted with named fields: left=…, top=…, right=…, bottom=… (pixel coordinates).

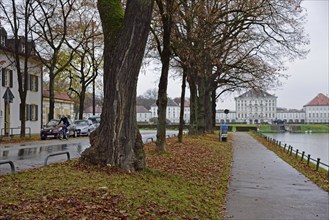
left=44, top=151, right=70, bottom=165
left=290, top=146, right=293, bottom=156
left=284, top=144, right=287, bottom=152
left=0, top=160, right=15, bottom=173
left=295, top=149, right=299, bottom=158
left=307, top=154, right=311, bottom=166
left=316, top=158, right=320, bottom=171
left=301, top=151, right=305, bottom=161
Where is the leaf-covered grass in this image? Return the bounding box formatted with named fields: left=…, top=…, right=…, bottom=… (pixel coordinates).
left=0, top=134, right=232, bottom=219
left=250, top=132, right=329, bottom=192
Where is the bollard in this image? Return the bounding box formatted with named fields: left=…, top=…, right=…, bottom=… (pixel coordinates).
left=295, top=149, right=299, bottom=158
left=284, top=144, right=287, bottom=152
left=316, top=158, right=320, bottom=171
left=290, top=146, right=293, bottom=156
left=301, top=151, right=305, bottom=161
left=288, top=145, right=292, bottom=154
left=307, top=154, right=311, bottom=166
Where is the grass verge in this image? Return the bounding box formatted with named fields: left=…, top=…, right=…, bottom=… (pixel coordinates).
left=0, top=134, right=232, bottom=219
left=250, top=132, right=329, bottom=192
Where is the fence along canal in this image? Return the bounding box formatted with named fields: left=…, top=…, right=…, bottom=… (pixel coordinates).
left=253, top=131, right=329, bottom=178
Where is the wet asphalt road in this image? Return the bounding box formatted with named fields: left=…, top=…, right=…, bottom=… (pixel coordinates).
left=0, top=130, right=178, bottom=175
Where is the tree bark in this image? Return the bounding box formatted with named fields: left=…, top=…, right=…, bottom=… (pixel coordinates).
left=188, top=74, right=198, bottom=135
left=211, top=89, right=217, bottom=128
left=155, top=0, right=174, bottom=152
left=178, top=68, right=187, bottom=143
left=81, top=0, right=153, bottom=172
left=78, top=87, right=86, bottom=120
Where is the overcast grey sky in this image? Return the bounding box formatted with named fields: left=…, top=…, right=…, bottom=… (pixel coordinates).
left=137, top=0, right=329, bottom=110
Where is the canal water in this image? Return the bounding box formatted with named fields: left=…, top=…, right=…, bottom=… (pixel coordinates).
left=264, top=133, right=329, bottom=168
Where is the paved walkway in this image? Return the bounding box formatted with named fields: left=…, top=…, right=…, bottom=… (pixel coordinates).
left=225, top=133, right=329, bottom=220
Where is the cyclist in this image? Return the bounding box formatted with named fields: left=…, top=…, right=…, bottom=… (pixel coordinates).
left=58, top=115, right=70, bottom=139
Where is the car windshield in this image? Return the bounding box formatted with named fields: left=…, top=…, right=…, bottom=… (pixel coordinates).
left=75, top=120, right=89, bottom=126
left=47, top=119, right=59, bottom=126
left=89, top=117, right=100, bottom=123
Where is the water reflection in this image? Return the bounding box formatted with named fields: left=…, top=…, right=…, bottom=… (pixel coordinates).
left=0, top=143, right=90, bottom=161
left=264, top=133, right=329, bottom=167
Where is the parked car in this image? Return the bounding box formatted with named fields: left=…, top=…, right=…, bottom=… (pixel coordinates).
left=74, top=119, right=96, bottom=136
left=88, top=116, right=101, bottom=128
left=40, top=119, right=77, bottom=140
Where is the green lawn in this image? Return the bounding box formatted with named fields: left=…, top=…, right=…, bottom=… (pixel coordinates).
left=0, top=134, right=232, bottom=219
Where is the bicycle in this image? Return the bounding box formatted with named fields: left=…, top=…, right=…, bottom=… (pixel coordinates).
left=57, top=124, right=69, bottom=140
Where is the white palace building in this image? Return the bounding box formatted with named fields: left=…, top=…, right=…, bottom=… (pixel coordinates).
left=138, top=90, right=329, bottom=125
left=216, top=89, right=329, bottom=124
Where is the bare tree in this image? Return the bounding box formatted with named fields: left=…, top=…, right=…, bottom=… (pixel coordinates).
left=81, top=0, right=154, bottom=172
left=172, top=0, right=309, bottom=133
left=67, top=2, right=103, bottom=119
left=0, top=0, right=42, bottom=137
left=149, top=0, right=175, bottom=151
left=31, top=0, right=77, bottom=121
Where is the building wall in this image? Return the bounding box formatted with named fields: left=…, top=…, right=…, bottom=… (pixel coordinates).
left=0, top=55, right=42, bottom=136
left=42, top=98, right=74, bottom=124
left=150, top=105, right=190, bottom=124
left=216, top=110, right=237, bottom=123
left=235, top=96, right=277, bottom=124
left=137, top=112, right=152, bottom=122
left=276, top=111, right=306, bottom=123
left=305, top=106, right=329, bottom=123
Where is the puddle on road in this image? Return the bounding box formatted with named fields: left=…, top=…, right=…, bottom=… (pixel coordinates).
left=0, top=143, right=90, bottom=161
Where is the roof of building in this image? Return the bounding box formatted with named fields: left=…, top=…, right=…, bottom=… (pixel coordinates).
left=84, top=104, right=102, bottom=113
left=43, top=90, right=72, bottom=102
left=304, top=93, right=329, bottom=107
left=136, top=105, right=151, bottom=113
left=173, top=97, right=190, bottom=107
left=276, top=108, right=305, bottom=113
left=236, top=89, right=276, bottom=99
left=151, top=98, right=179, bottom=107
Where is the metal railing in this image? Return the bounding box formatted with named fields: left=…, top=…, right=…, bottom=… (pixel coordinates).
left=44, top=151, right=71, bottom=165
left=0, top=160, right=15, bottom=173
left=253, top=131, right=329, bottom=177
left=0, top=127, right=31, bottom=140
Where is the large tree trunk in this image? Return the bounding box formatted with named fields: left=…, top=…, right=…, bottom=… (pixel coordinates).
left=204, top=86, right=213, bottom=133
left=78, top=87, right=86, bottom=120
left=211, top=89, right=217, bottom=128
left=155, top=0, right=174, bottom=152
left=81, top=0, right=154, bottom=172
left=196, top=77, right=206, bottom=134
left=178, top=68, right=187, bottom=143
left=49, top=73, right=55, bottom=120
left=188, top=75, right=198, bottom=135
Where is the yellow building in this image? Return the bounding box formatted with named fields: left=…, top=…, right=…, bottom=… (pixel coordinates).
left=42, top=90, right=75, bottom=125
